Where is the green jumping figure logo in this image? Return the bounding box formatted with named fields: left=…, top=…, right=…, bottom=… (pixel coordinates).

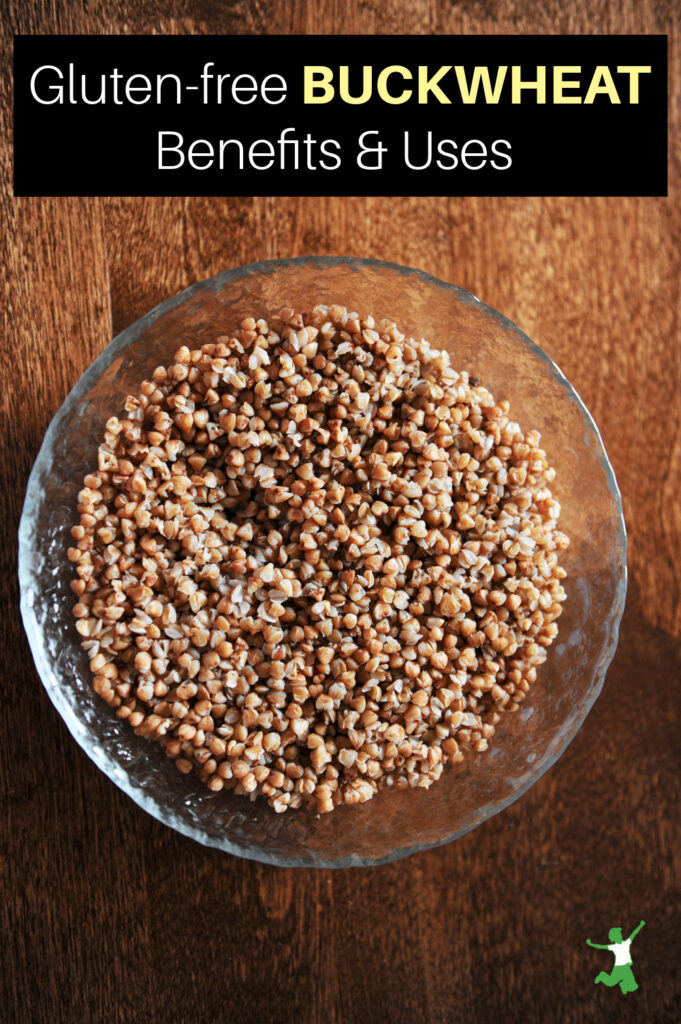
left=586, top=920, right=645, bottom=994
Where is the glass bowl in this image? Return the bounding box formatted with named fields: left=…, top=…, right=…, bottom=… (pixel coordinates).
left=18, top=257, right=627, bottom=867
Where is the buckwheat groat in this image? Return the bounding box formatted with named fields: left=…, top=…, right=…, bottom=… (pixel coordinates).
left=69, top=305, right=568, bottom=814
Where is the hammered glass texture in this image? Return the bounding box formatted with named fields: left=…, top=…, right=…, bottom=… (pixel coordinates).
left=19, top=257, right=627, bottom=867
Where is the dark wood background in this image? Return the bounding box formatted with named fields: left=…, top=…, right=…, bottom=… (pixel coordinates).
left=2, top=3, right=679, bottom=1022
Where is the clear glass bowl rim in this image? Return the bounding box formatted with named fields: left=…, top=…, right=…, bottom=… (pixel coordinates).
left=18, top=255, right=628, bottom=866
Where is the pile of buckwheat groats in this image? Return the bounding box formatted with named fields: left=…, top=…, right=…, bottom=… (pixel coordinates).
left=69, top=305, right=568, bottom=814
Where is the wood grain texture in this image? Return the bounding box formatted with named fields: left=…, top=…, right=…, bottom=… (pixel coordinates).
left=2, top=3, right=680, bottom=1023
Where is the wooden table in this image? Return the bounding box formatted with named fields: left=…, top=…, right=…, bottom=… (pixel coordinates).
left=3, top=3, right=679, bottom=1022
